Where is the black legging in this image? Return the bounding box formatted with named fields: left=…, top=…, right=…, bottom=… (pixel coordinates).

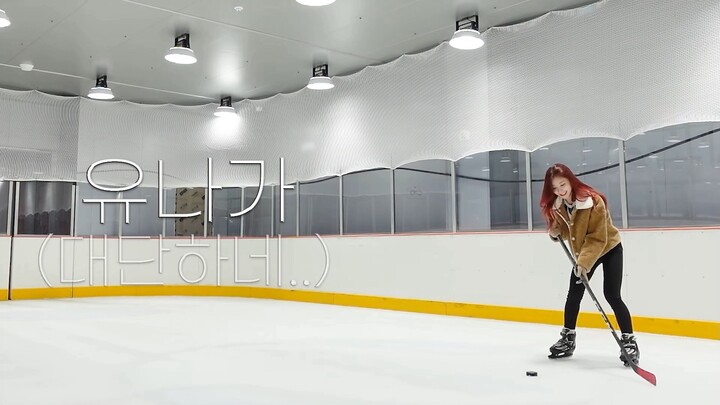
left=564, top=243, right=634, bottom=334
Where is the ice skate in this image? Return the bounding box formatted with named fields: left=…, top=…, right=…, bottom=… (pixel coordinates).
left=620, top=333, right=640, bottom=366
left=548, top=327, right=576, bottom=359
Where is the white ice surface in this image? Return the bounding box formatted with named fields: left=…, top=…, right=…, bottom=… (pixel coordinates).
left=0, top=296, right=718, bottom=405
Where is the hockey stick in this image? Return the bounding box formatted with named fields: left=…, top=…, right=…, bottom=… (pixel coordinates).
left=556, top=237, right=657, bottom=386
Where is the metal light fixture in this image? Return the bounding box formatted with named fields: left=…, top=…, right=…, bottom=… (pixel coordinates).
left=87, top=75, right=115, bottom=100
left=296, top=0, right=336, bottom=6
left=165, top=33, right=197, bottom=64
left=0, top=9, right=10, bottom=28
left=449, top=15, right=484, bottom=50
left=214, top=96, right=236, bottom=117
left=306, top=64, right=334, bottom=90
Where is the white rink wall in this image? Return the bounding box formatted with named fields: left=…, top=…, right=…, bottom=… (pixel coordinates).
left=0, top=236, right=10, bottom=295
left=8, top=229, right=720, bottom=323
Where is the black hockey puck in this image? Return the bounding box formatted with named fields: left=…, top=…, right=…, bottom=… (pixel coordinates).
left=526, top=371, right=538, bottom=377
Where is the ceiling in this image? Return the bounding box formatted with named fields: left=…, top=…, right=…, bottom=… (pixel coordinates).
left=0, top=0, right=597, bottom=105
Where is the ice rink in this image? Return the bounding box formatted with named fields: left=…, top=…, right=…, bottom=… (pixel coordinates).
left=1, top=296, right=718, bottom=405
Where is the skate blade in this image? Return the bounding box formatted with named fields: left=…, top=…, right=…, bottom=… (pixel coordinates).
left=548, top=352, right=573, bottom=359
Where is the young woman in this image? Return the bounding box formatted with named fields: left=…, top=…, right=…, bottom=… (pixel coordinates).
left=539, top=163, right=639, bottom=366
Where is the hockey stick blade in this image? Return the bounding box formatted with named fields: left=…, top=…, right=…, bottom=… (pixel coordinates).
left=557, top=239, right=657, bottom=386
left=632, top=363, right=657, bottom=386
left=579, top=275, right=658, bottom=386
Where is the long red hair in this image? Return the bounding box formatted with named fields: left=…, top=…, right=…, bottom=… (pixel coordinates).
left=539, top=163, right=608, bottom=228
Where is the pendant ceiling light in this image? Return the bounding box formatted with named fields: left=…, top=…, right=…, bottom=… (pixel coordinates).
left=449, top=15, right=484, bottom=50
left=0, top=9, right=10, bottom=28
left=296, top=0, right=336, bottom=6
left=87, top=75, right=115, bottom=100
left=214, top=96, right=236, bottom=117
left=165, top=33, right=197, bottom=64
left=306, top=64, right=334, bottom=90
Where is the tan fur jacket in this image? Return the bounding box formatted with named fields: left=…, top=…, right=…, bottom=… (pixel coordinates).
left=549, top=193, right=621, bottom=271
